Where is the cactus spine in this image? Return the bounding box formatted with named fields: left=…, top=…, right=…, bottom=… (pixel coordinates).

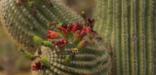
left=94, top=0, right=155, bottom=75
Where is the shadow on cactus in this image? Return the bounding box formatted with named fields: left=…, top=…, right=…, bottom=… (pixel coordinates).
left=0, top=0, right=112, bottom=75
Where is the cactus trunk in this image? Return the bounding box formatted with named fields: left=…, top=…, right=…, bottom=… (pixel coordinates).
left=154, top=1, right=156, bottom=74
left=94, top=0, right=156, bottom=75
left=94, top=0, right=114, bottom=43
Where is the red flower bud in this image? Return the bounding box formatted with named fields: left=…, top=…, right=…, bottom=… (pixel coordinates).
left=54, top=39, right=68, bottom=48
left=70, top=23, right=82, bottom=33
left=80, top=27, right=93, bottom=37
left=58, top=25, right=69, bottom=35
left=48, top=30, right=60, bottom=40
left=84, top=27, right=92, bottom=33
left=32, top=62, right=42, bottom=71
left=79, top=31, right=86, bottom=38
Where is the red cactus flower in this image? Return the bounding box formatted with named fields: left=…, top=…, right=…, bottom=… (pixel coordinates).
left=69, top=23, right=82, bottom=33
left=58, top=25, right=69, bottom=35
left=48, top=30, right=60, bottom=40
left=83, top=27, right=93, bottom=33
left=79, top=31, right=86, bottom=38
left=80, top=27, right=93, bottom=37
left=32, top=62, right=42, bottom=71
left=54, top=39, right=68, bottom=48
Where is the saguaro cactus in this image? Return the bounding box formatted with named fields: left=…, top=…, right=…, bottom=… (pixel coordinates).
left=0, top=0, right=111, bottom=75
left=0, top=0, right=155, bottom=75
left=94, top=0, right=156, bottom=75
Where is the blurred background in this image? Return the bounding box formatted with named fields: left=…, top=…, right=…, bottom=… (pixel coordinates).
left=0, top=23, right=31, bottom=75
left=0, top=0, right=94, bottom=75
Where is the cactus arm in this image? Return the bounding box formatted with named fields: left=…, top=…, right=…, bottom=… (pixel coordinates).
left=0, top=0, right=84, bottom=51
left=37, top=41, right=111, bottom=75
left=48, top=0, right=84, bottom=24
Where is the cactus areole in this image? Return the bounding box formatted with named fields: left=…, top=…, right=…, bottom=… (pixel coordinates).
left=0, top=0, right=112, bottom=75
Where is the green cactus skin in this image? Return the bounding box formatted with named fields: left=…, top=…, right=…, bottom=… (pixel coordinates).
left=36, top=38, right=111, bottom=75
left=154, top=0, right=156, bottom=74
left=93, top=1, right=114, bottom=74
left=94, top=0, right=155, bottom=75
left=0, top=0, right=83, bottom=51
left=94, top=0, right=114, bottom=44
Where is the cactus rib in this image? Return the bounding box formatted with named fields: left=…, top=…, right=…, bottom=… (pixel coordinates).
left=0, top=0, right=83, bottom=51
left=93, top=0, right=155, bottom=75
